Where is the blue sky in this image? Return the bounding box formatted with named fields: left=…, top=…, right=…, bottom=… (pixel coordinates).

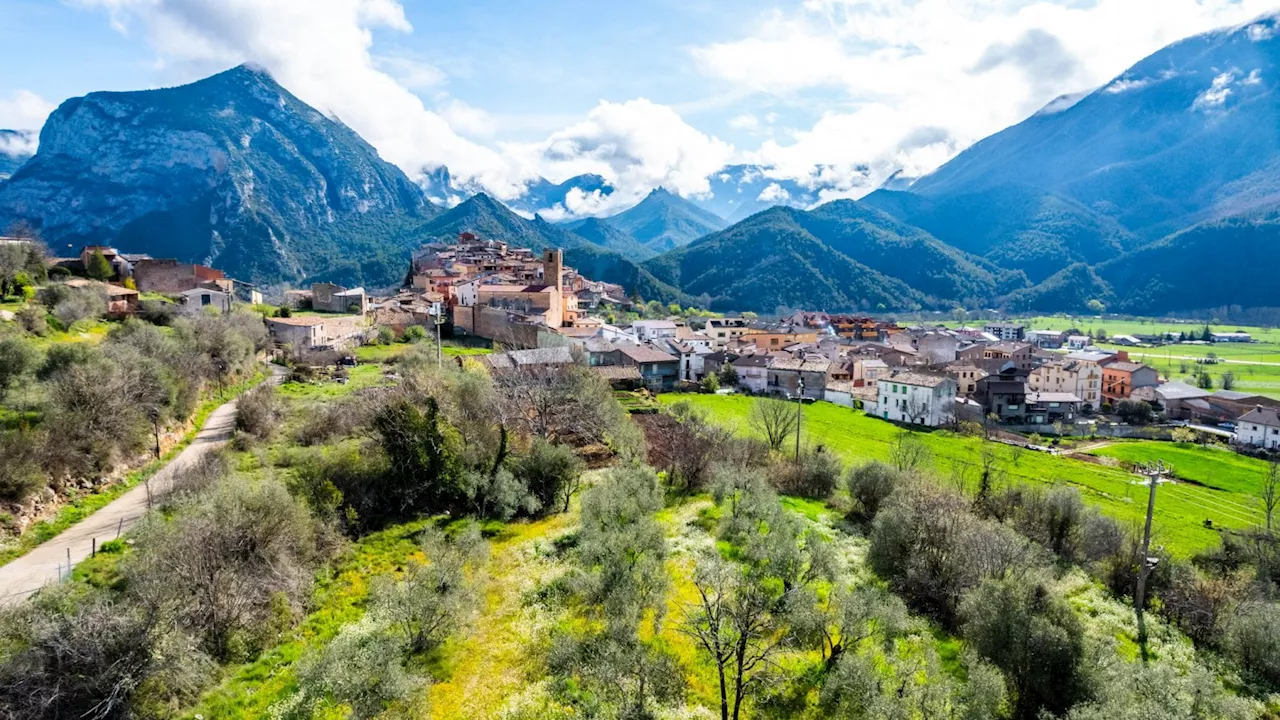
left=2, top=0, right=1277, bottom=214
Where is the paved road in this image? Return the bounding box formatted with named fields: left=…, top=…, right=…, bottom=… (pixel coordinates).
left=0, top=364, right=285, bottom=606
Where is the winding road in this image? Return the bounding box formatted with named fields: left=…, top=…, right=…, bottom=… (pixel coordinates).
left=0, top=364, right=285, bottom=606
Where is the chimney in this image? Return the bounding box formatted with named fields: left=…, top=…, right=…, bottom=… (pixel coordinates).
left=543, top=248, right=563, bottom=292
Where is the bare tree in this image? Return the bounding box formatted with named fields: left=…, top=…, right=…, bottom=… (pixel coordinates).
left=749, top=397, right=797, bottom=451
left=888, top=430, right=931, bottom=473
left=1263, top=459, right=1279, bottom=534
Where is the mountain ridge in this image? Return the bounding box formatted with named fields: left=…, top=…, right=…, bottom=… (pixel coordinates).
left=0, top=64, right=437, bottom=288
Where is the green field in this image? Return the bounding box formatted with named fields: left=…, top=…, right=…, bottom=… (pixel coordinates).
left=660, top=394, right=1272, bottom=556
left=1001, top=315, right=1280, bottom=399
left=353, top=341, right=492, bottom=364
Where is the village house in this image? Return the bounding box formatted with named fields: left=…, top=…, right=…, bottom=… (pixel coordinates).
left=265, top=315, right=368, bottom=351
left=945, top=362, right=988, bottom=398
left=1237, top=406, right=1280, bottom=450
left=178, top=285, right=233, bottom=314
left=1101, top=361, right=1159, bottom=405
left=983, top=322, right=1025, bottom=341
left=975, top=366, right=1030, bottom=423
left=906, top=329, right=959, bottom=364
left=705, top=317, right=751, bottom=349
left=876, top=372, right=957, bottom=427
left=767, top=357, right=831, bottom=400
left=1025, top=329, right=1066, bottom=349
left=982, top=341, right=1035, bottom=371
left=1024, top=392, right=1083, bottom=424
left=479, top=346, right=575, bottom=373
left=1211, top=331, right=1252, bottom=343
left=849, top=357, right=889, bottom=387
left=1066, top=334, right=1092, bottom=350
left=1028, top=360, right=1102, bottom=411
left=731, top=354, right=771, bottom=393
left=311, top=282, right=368, bottom=314
left=631, top=319, right=679, bottom=342
left=615, top=344, right=680, bottom=392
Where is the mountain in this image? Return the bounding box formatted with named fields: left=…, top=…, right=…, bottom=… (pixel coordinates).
left=0, top=130, right=34, bottom=180
left=507, top=174, right=614, bottom=216
left=607, top=187, right=727, bottom=252
left=697, top=165, right=826, bottom=223
left=410, top=193, right=686, bottom=303
left=418, top=165, right=485, bottom=207
left=418, top=166, right=615, bottom=217
left=999, top=263, right=1115, bottom=313
left=0, top=65, right=436, bottom=288
left=909, top=13, right=1280, bottom=241
left=643, top=199, right=1017, bottom=313
left=861, top=185, right=1135, bottom=282
left=563, top=216, right=655, bottom=261
left=1096, top=215, right=1280, bottom=313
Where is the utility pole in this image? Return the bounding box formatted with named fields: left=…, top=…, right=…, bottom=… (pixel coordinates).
left=1134, top=460, right=1167, bottom=662
left=795, top=375, right=805, bottom=460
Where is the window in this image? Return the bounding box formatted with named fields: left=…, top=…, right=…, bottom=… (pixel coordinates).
left=1007, top=404, right=1020, bottom=411
left=201, top=293, right=212, bottom=306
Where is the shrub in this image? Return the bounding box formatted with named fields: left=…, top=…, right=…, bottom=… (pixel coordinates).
left=136, top=299, right=177, bottom=326
left=15, top=304, right=47, bottom=335
left=1224, top=602, right=1280, bottom=690
left=1115, top=399, right=1154, bottom=425
left=377, top=326, right=395, bottom=345
left=281, top=618, right=420, bottom=720
left=700, top=372, right=720, bottom=394
left=960, top=576, right=1086, bottom=720
left=513, top=438, right=585, bottom=514
left=774, top=445, right=841, bottom=498
left=36, top=342, right=97, bottom=381
left=845, top=461, right=899, bottom=521
left=402, top=325, right=427, bottom=343
left=869, top=483, right=1043, bottom=626
left=0, top=336, right=37, bottom=400
left=126, top=478, right=325, bottom=661
left=0, top=428, right=45, bottom=503
left=235, top=383, right=282, bottom=441
left=52, top=285, right=107, bottom=327
left=0, top=585, right=213, bottom=719
left=369, top=525, right=488, bottom=653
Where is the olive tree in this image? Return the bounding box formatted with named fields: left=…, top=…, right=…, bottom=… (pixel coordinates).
left=369, top=525, right=488, bottom=654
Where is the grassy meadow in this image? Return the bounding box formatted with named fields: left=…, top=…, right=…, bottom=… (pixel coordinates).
left=659, top=393, right=1272, bottom=557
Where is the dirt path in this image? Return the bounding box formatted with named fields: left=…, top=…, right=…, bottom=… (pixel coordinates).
left=0, top=364, right=285, bottom=606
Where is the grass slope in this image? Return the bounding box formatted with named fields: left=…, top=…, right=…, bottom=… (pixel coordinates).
left=660, top=394, right=1270, bottom=556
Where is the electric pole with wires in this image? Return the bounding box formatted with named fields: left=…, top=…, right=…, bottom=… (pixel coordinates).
left=1134, top=459, right=1169, bottom=662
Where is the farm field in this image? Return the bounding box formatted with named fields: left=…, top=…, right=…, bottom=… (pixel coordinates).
left=1005, top=316, right=1280, bottom=399
left=659, top=393, right=1271, bottom=556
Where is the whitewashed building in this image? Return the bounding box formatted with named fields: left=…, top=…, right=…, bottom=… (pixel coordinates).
left=876, top=372, right=958, bottom=427
left=1237, top=406, right=1280, bottom=450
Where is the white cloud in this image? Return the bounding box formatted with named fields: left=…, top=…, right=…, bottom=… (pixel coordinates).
left=373, top=55, right=446, bottom=90
left=1194, top=70, right=1236, bottom=110
left=0, top=90, right=56, bottom=133
left=729, top=112, right=760, bottom=131
left=508, top=98, right=735, bottom=214
left=1243, top=68, right=1264, bottom=85
left=436, top=97, right=497, bottom=138
left=1103, top=78, right=1151, bottom=94
left=693, top=0, right=1279, bottom=193
left=757, top=182, right=790, bottom=202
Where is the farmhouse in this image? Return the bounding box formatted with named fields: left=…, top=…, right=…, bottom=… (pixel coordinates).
left=1237, top=406, right=1280, bottom=450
